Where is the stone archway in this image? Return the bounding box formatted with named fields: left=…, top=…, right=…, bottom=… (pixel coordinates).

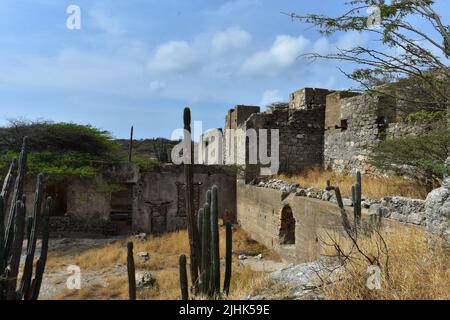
left=279, top=205, right=296, bottom=245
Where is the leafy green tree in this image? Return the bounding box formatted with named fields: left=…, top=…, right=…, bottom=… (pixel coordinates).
left=286, top=0, right=449, bottom=109
left=370, top=115, right=448, bottom=189
left=0, top=120, right=121, bottom=181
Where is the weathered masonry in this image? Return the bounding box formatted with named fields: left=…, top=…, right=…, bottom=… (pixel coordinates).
left=225, top=85, right=439, bottom=176
left=236, top=179, right=426, bottom=263
left=24, top=162, right=236, bottom=236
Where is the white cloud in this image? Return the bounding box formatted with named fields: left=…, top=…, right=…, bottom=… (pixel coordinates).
left=149, top=80, right=166, bottom=92
left=336, top=31, right=368, bottom=50
left=211, top=27, right=251, bottom=55
left=147, top=41, right=199, bottom=73
left=240, top=35, right=310, bottom=76
left=260, top=89, right=283, bottom=107
left=89, top=9, right=123, bottom=35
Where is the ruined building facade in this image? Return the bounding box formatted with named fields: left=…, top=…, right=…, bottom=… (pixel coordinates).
left=225, top=86, right=436, bottom=176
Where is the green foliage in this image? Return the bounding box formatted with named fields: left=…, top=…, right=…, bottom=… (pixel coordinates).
left=0, top=119, right=119, bottom=156
left=131, top=155, right=159, bottom=172
left=407, top=110, right=450, bottom=123
left=371, top=128, right=450, bottom=184
left=94, top=180, right=124, bottom=194
left=0, top=120, right=122, bottom=181
left=291, top=0, right=449, bottom=108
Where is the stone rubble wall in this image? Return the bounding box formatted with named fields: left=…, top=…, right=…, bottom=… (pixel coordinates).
left=251, top=178, right=437, bottom=231
left=324, top=93, right=436, bottom=175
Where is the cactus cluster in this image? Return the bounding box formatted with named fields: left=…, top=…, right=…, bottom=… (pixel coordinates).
left=326, top=171, right=362, bottom=234
left=178, top=108, right=233, bottom=300
left=179, top=185, right=233, bottom=300
left=326, top=170, right=380, bottom=234
left=0, top=137, right=52, bottom=300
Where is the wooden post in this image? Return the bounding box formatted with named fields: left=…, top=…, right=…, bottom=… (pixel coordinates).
left=128, top=126, right=134, bottom=162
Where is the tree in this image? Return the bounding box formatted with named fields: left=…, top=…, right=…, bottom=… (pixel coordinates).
left=285, top=0, right=449, bottom=109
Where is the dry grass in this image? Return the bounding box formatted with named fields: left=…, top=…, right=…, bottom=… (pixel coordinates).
left=321, top=227, right=450, bottom=300
left=277, top=168, right=428, bottom=199
left=48, top=224, right=280, bottom=300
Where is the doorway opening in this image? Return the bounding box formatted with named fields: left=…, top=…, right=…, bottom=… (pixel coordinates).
left=279, top=205, right=296, bottom=245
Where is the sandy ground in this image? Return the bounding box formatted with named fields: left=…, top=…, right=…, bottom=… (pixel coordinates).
left=32, top=237, right=287, bottom=300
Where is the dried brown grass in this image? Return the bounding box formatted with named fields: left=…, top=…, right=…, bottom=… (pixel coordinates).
left=48, top=224, right=280, bottom=300
left=277, top=168, right=428, bottom=199
left=321, top=227, right=450, bottom=300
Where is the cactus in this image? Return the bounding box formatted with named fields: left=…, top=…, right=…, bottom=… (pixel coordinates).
left=127, top=241, right=136, bottom=300
left=19, top=174, right=43, bottom=299
left=223, top=222, right=232, bottom=296
left=0, top=138, right=53, bottom=300
left=179, top=254, right=189, bottom=300
left=180, top=185, right=234, bottom=299
left=200, top=202, right=211, bottom=295
left=29, top=197, right=52, bottom=300
left=327, top=171, right=365, bottom=235
left=183, top=107, right=200, bottom=291
left=354, top=181, right=362, bottom=226
left=210, top=185, right=220, bottom=296
left=197, top=207, right=204, bottom=277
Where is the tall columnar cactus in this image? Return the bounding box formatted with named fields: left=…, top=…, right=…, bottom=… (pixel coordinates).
left=354, top=171, right=362, bottom=226
left=179, top=254, right=189, bottom=300
left=200, top=202, right=211, bottom=295
left=127, top=241, right=136, bottom=300
left=326, top=170, right=364, bottom=235
left=210, top=185, right=220, bottom=296
left=223, top=222, right=232, bottom=296
left=183, top=107, right=200, bottom=291
left=0, top=137, right=52, bottom=300
left=181, top=184, right=233, bottom=299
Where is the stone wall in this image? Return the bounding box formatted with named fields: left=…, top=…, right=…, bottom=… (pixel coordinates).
left=323, top=91, right=436, bottom=174
left=237, top=179, right=440, bottom=262
left=244, top=105, right=325, bottom=174
left=133, top=164, right=236, bottom=234
left=289, top=88, right=332, bottom=110
left=225, top=88, right=331, bottom=176
left=237, top=180, right=345, bottom=262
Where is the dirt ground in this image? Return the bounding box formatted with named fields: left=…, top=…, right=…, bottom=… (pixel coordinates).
left=36, top=227, right=288, bottom=300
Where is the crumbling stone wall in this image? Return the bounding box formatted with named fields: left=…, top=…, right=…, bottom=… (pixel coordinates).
left=324, top=91, right=440, bottom=174
left=133, top=164, right=236, bottom=234
left=244, top=105, right=325, bottom=174
left=225, top=88, right=331, bottom=176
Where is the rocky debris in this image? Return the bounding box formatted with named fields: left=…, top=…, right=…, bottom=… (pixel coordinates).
left=254, top=178, right=441, bottom=229
left=49, top=216, right=119, bottom=236
left=241, top=295, right=266, bottom=300
left=424, top=179, right=450, bottom=242
left=321, top=191, right=333, bottom=201
left=342, top=198, right=353, bottom=207
left=136, top=272, right=156, bottom=289
left=256, top=179, right=299, bottom=193
left=306, top=188, right=324, bottom=199
left=134, top=233, right=147, bottom=242
left=295, top=189, right=307, bottom=197
left=256, top=254, right=263, bottom=260
left=270, top=260, right=339, bottom=300
left=137, top=252, right=149, bottom=262
left=379, top=196, right=426, bottom=225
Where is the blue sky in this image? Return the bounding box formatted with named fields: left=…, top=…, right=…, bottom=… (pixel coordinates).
left=0, top=0, right=448, bottom=139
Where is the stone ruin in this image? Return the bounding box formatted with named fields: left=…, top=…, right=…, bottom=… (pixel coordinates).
left=224, top=86, right=440, bottom=176
left=18, top=84, right=447, bottom=245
